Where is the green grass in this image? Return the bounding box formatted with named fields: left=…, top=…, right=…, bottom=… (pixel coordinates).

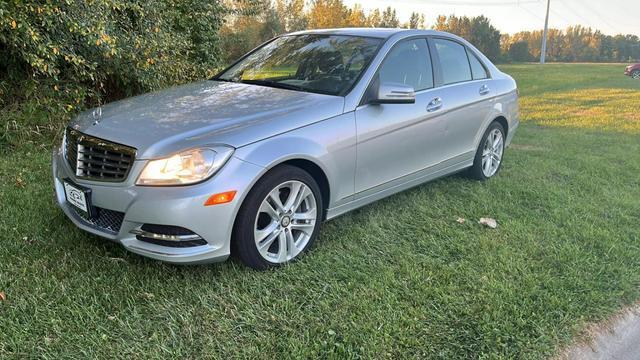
left=1, top=64, right=640, bottom=358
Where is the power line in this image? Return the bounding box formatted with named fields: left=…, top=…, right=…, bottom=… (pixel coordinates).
left=562, top=0, right=624, bottom=34
left=548, top=7, right=572, bottom=25
left=518, top=4, right=544, bottom=22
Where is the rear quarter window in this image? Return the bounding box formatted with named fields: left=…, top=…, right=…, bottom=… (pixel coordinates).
left=467, top=48, right=489, bottom=80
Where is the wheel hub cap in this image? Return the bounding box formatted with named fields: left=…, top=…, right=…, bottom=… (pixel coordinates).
left=280, top=216, right=291, bottom=227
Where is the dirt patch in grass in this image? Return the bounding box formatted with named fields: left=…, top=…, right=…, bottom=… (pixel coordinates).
left=509, top=144, right=547, bottom=151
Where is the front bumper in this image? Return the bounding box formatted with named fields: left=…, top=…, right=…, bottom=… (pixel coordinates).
left=52, top=147, right=264, bottom=264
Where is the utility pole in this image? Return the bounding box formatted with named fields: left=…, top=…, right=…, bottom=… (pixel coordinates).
left=540, top=0, right=551, bottom=64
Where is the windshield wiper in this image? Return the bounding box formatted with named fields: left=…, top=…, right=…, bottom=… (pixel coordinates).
left=239, top=79, right=306, bottom=92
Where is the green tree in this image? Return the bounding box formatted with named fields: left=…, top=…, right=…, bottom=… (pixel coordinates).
left=434, top=15, right=501, bottom=61
left=507, top=41, right=531, bottom=62
left=379, top=7, right=400, bottom=28
left=0, top=0, right=227, bottom=102
left=407, top=12, right=426, bottom=29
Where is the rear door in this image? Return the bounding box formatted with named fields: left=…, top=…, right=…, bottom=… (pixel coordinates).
left=428, top=37, right=495, bottom=162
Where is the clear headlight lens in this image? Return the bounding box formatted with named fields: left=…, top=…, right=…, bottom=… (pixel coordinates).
left=136, top=146, right=234, bottom=186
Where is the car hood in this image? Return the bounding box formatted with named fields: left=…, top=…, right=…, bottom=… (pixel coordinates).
left=70, top=81, right=344, bottom=159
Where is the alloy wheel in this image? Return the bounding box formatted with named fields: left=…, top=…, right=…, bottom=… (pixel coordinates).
left=254, top=180, right=317, bottom=263
left=481, top=128, right=504, bottom=178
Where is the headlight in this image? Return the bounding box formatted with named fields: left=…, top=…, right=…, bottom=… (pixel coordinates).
left=136, top=146, right=234, bottom=186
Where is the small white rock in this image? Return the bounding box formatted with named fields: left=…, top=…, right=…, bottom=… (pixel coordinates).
left=478, top=217, right=498, bottom=229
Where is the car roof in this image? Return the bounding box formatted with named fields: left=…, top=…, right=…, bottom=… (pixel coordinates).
left=287, top=28, right=443, bottom=39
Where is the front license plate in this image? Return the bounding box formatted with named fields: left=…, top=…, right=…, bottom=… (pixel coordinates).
left=63, top=180, right=92, bottom=216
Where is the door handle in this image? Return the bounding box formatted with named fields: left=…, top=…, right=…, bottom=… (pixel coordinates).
left=426, top=97, right=443, bottom=112
left=479, top=84, right=490, bottom=95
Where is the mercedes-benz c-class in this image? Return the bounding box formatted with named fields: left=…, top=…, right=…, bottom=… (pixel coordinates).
left=52, top=28, right=519, bottom=269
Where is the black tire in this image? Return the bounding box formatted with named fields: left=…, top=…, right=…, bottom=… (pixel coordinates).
left=232, top=165, right=323, bottom=270
left=468, top=121, right=506, bottom=181
left=632, top=70, right=640, bottom=80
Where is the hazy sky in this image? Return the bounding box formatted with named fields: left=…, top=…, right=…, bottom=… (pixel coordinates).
left=343, top=0, right=638, bottom=36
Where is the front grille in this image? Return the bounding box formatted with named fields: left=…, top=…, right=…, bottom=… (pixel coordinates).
left=65, top=128, right=136, bottom=182
left=71, top=206, right=125, bottom=234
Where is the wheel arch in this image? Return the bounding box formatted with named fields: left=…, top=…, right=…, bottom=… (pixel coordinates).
left=241, top=157, right=331, bottom=221
left=277, top=159, right=331, bottom=220
left=493, top=115, right=509, bottom=135
left=473, top=113, right=510, bottom=151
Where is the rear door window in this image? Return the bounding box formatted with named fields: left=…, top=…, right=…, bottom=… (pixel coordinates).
left=433, top=38, right=472, bottom=85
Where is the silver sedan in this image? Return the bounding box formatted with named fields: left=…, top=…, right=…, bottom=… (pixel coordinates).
left=52, top=28, right=519, bottom=269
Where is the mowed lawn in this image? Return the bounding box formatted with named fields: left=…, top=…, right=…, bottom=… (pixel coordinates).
left=1, top=64, right=639, bottom=358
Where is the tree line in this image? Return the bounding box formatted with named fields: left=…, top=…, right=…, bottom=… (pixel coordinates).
left=222, top=0, right=640, bottom=64
left=2, top=0, right=638, bottom=112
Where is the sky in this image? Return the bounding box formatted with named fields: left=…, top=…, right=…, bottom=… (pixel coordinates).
left=343, top=0, right=639, bottom=36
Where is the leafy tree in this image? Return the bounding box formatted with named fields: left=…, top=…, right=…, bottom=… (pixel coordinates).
left=379, top=7, right=400, bottom=28
left=0, top=0, right=227, bottom=103
left=434, top=15, right=500, bottom=61
left=307, top=0, right=347, bottom=29
left=366, top=9, right=382, bottom=28
left=275, top=0, right=307, bottom=32
left=508, top=41, right=531, bottom=62
left=406, top=12, right=426, bottom=29
left=345, top=4, right=367, bottom=27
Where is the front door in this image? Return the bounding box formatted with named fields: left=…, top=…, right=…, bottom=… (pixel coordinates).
left=354, top=38, right=448, bottom=195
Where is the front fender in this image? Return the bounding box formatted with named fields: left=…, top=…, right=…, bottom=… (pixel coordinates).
left=233, top=113, right=357, bottom=208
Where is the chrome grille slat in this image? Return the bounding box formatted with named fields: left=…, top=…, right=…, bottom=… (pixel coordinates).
left=65, top=128, right=136, bottom=182
left=78, top=158, right=130, bottom=169
left=77, top=166, right=127, bottom=176
left=81, top=150, right=132, bottom=163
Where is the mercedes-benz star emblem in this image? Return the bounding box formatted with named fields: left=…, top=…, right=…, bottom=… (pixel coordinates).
left=92, top=106, right=102, bottom=126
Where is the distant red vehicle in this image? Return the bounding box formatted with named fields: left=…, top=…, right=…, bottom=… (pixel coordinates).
left=625, top=64, right=640, bottom=79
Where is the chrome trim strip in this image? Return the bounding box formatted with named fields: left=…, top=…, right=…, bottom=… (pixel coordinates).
left=130, top=229, right=203, bottom=242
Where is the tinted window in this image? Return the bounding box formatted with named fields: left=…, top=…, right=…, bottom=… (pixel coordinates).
left=433, top=38, right=472, bottom=85
left=467, top=49, right=488, bottom=80
left=378, top=39, right=433, bottom=91
left=217, top=35, right=381, bottom=96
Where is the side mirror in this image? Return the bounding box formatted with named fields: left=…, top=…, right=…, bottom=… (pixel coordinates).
left=371, top=82, right=416, bottom=104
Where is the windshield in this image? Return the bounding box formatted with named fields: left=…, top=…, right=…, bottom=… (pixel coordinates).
left=216, top=35, right=382, bottom=96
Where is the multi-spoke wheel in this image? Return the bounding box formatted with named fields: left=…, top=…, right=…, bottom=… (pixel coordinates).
left=481, top=128, right=504, bottom=177
left=632, top=70, right=640, bottom=80
left=233, top=165, right=323, bottom=270
left=468, top=121, right=506, bottom=180
left=254, top=181, right=317, bottom=263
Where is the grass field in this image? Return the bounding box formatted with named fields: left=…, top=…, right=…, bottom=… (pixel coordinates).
left=1, top=64, right=639, bottom=358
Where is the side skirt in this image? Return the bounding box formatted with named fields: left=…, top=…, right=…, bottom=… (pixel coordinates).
left=325, top=152, right=473, bottom=220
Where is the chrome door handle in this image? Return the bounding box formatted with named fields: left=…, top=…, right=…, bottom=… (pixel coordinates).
left=426, top=97, right=443, bottom=112
left=479, top=85, right=490, bottom=95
